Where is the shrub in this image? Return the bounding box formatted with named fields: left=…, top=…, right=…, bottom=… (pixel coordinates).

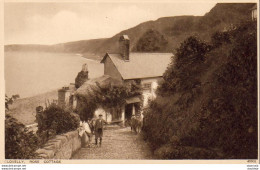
left=196, top=21, right=257, bottom=158
left=5, top=114, right=39, bottom=159
left=143, top=21, right=257, bottom=159
left=76, top=81, right=142, bottom=121
left=154, top=144, right=218, bottom=159
left=159, top=36, right=211, bottom=94
left=36, top=104, right=80, bottom=144
left=5, top=94, right=20, bottom=110
left=75, top=71, right=89, bottom=89
left=76, top=96, right=97, bottom=121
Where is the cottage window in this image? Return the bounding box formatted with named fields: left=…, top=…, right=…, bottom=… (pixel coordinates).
left=143, top=83, right=152, bottom=91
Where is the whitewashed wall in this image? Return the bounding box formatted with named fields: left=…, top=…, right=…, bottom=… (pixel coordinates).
left=140, top=77, right=160, bottom=107
left=94, top=108, right=112, bottom=122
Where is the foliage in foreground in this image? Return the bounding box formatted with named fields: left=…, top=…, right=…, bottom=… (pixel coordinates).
left=143, top=21, right=257, bottom=159
left=36, top=104, right=80, bottom=145
left=6, top=102, right=80, bottom=158
left=5, top=114, right=39, bottom=159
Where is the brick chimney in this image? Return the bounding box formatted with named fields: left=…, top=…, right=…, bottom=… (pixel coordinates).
left=119, top=35, right=130, bottom=61
left=58, top=86, right=71, bottom=107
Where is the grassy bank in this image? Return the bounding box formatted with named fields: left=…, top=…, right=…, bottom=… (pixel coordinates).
left=8, top=90, right=58, bottom=125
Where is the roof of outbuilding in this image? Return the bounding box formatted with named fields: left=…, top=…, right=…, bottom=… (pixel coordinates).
left=101, top=52, right=173, bottom=80
left=76, top=75, right=123, bottom=96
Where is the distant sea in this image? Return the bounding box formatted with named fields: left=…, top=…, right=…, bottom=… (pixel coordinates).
left=5, top=51, right=104, bottom=98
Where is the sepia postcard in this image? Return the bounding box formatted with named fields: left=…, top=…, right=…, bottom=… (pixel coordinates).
left=0, top=0, right=259, bottom=166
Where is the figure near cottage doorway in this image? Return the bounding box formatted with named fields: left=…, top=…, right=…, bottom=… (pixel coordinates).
left=94, top=114, right=108, bottom=146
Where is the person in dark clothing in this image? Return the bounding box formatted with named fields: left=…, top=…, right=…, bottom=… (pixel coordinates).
left=87, top=118, right=95, bottom=134
left=94, top=114, right=108, bottom=146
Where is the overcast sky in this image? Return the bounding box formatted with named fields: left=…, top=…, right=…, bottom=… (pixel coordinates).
left=4, top=2, right=216, bottom=45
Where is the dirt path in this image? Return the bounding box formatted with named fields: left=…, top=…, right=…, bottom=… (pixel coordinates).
left=71, top=126, right=154, bottom=159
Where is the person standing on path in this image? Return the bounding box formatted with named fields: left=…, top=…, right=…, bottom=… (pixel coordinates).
left=94, top=114, right=108, bottom=146
left=87, top=118, right=95, bottom=134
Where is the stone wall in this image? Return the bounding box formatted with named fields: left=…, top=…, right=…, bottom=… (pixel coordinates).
left=36, top=130, right=81, bottom=159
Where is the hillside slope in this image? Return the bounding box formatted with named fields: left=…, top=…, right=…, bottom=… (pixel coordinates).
left=143, top=20, right=257, bottom=159
left=5, top=3, right=255, bottom=57
left=8, top=90, right=57, bottom=125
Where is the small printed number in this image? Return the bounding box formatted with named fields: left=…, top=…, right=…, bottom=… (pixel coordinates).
left=247, top=160, right=257, bottom=163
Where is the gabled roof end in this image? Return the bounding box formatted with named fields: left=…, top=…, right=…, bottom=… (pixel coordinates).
left=100, top=52, right=109, bottom=63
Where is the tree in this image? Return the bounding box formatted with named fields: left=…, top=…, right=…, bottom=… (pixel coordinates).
left=197, top=21, right=257, bottom=158
left=36, top=104, right=80, bottom=144
left=159, top=36, right=211, bottom=94
left=75, top=71, right=89, bottom=89
left=5, top=93, right=39, bottom=159
left=143, top=21, right=257, bottom=159
left=76, top=81, right=142, bottom=121
left=5, top=94, right=20, bottom=110
left=5, top=114, right=39, bottom=159
left=136, top=29, right=168, bottom=52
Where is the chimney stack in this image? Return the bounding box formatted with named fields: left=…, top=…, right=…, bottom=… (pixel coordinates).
left=119, top=35, right=130, bottom=61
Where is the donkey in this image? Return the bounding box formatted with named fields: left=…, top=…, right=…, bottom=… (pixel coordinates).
left=130, top=114, right=143, bottom=134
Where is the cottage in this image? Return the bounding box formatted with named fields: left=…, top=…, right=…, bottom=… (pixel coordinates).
left=100, top=35, right=173, bottom=122
left=69, top=35, right=173, bottom=124
left=75, top=74, right=124, bottom=122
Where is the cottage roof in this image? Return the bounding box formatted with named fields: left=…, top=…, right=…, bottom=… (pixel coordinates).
left=101, top=52, right=173, bottom=80
left=76, top=75, right=123, bottom=96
